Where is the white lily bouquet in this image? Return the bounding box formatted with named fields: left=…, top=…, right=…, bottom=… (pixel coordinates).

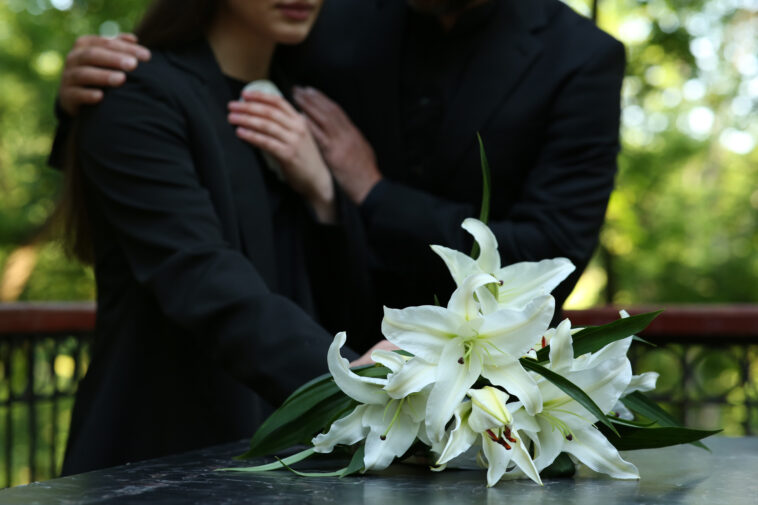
left=227, top=217, right=718, bottom=486
left=227, top=139, right=717, bottom=486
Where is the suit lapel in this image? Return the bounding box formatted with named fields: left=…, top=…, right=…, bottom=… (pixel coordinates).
left=430, top=0, right=547, bottom=175
left=164, top=42, right=276, bottom=280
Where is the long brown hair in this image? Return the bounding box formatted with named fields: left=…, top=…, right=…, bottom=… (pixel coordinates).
left=61, top=0, right=220, bottom=263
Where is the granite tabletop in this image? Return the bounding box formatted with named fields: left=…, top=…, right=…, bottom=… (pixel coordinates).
left=1, top=436, right=755, bottom=505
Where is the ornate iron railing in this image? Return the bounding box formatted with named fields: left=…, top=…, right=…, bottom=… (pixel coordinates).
left=1, top=303, right=757, bottom=488
left=0, top=303, right=94, bottom=488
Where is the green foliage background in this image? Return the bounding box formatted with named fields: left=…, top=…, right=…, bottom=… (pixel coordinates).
left=0, top=0, right=756, bottom=489
left=1, top=0, right=756, bottom=305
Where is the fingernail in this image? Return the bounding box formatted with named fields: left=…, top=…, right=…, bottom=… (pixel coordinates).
left=121, top=56, right=138, bottom=70
left=138, top=48, right=151, bottom=60
left=305, top=86, right=317, bottom=95
left=108, top=72, right=125, bottom=86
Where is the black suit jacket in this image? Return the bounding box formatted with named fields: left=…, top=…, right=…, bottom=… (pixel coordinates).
left=61, top=40, right=363, bottom=475
left=279, top=0, right=626, bottom=314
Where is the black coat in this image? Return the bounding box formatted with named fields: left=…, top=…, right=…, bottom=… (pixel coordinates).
left=279, top=0, right=626, bottom=315
left=61, top=40, right=365, bottom=475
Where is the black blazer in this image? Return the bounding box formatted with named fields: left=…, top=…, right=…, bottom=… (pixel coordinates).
left=279, top=0, right=626, bottom=313
left=62, top=40, right=363, bottom=475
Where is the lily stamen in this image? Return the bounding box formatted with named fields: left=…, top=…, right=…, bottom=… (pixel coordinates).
left=381, top=398, right=406, bottom=440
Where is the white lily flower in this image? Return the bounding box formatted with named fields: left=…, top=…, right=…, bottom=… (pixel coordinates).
left=610, top=309, right=659, bottom=419
left=430, top=218, right=575, bottom=311
left=382, top=273, right=554, bottom=442
left=511, top=319, right=640, bottom=479
left=311, top=332, right=427, bottom=470
left=435, top=387, right=542, bottom=487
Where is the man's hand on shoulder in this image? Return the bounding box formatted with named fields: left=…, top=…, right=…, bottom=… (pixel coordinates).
left=59, top=33, right=151, bottom=116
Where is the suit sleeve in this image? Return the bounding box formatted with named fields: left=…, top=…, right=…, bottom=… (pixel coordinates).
left=360, top=38, right=626, bottom=275
left=77, top=71, right=348, bottom=405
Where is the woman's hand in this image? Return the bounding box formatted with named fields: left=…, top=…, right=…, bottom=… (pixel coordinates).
left=228, top=91, right=336, bottom=223
left=350, top=339, right=400, bottom=368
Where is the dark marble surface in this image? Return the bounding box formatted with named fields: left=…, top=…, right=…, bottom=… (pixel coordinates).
left=1, top=437, right=756, bottom=505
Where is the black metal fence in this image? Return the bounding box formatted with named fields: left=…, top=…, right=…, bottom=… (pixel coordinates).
left=1, top=303, right=757, bottom=488
left=0, top=304, right=93, bottom=488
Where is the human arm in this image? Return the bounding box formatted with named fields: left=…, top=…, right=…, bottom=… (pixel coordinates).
left=227, top=90, right=336, bottom=223
left=296, top=40, right=626, bottom=282
left=76, top=68, right=356, bottom=405
left=49, top=34, right=150, bottom=169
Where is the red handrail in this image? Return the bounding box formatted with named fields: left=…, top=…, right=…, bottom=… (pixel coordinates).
left=0, top=302, right=96, bottom=333
left=1, top=302, right=757, bottom=338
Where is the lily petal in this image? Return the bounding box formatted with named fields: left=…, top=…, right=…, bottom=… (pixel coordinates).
left=467, top=386, right=511, bottom=433
left=482, top=295, right=555, bottom=358
left=475, top=285, right=500, bottom=315
left=495, top=258, right=575, bottom=310
left=564, top=425, right=639, bottom=479
left=362, top=405, right=420, bottom=470
left=461, top=218, right=501, bottom=274
left=508, top=429, right=543, bottom=485
left=625, top=371, right=659, bottom=395
left=371, top=349, right=407, bottom=374
left=404, top=389, right=430, bottom=424
left=448, top=272, right=499, bottom=320
left=425, top=338, right=483, bottom=442
left=328, top=332, right=387, bottom=405
left=481, top=434, right=513, bottom=487
left=548, top=319, right=574, bottom=375
left=382, top=306, right=460, bottom=362
left=430, top=244, right=477, bottom=287
left=482, top=355, right=543, bottom=415
left=553, top=357, right=632, bottom=420
left=436, top=402, right=477, bottom=465
left=529, top=415, right=565, bottom=472
left=384, top=357, right=437, bottom=399
left=312, top=404, right=369, bottom=453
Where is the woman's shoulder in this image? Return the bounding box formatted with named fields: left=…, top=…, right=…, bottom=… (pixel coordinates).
left=78, top=43, right=215, bottom=134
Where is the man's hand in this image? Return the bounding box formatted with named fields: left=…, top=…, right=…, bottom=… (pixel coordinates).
left=59, top=34, right=151, bottom=115
left=294, top=87, right=382, bottom=205
left=350, top=339, right=400, bottom=368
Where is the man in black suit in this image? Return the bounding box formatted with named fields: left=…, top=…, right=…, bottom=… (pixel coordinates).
left=54, top=0, right=625, bottom=330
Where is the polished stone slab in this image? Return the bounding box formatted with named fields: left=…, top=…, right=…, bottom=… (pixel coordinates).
left=1, top=437, right=755, bottom=505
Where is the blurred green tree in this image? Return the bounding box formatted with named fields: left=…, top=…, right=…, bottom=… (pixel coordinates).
left=0, top=0, right=756, bottom=304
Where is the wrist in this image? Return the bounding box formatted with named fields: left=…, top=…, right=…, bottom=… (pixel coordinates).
left=352, top=171, right=382, bottom=205
left=307, top=172, right=337, bottom=224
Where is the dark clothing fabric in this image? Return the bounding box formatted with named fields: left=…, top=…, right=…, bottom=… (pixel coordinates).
left=278, top=0, right=625, bottom=321
left=60, top=40, right=363, bottom=476
left=400, top=1, right=497, bottom=184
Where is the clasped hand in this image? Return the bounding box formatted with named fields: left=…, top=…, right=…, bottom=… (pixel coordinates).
left=228, top=90, right=336, bottom=223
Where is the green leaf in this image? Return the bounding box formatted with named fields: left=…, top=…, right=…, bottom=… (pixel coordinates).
left=244, top=365, right=390, bottom=457
left=520, top=358, right=619, bottom=436
left=598, top=424, right=721, bottom=451
left=535, top=310, right=662, bottom=362
left=339, top=444, right=366, bottom=478
left=221, top=447, right=316, bottom=472
left=606, top=416, right=656, bottom=428
left=621, top=391, right=708, bottom=450
left=476, top=132, right=491, bottom=226
left=471, top=133, right=492, bottom=258
left=620, top=391, right=679, bottom=426
left=246, top=377, right=342, bottom=456
left=539, top=452, right=576, bottom=478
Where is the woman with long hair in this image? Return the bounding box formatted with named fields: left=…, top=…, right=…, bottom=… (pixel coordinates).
left=60, top=0, right=381, bottom=475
